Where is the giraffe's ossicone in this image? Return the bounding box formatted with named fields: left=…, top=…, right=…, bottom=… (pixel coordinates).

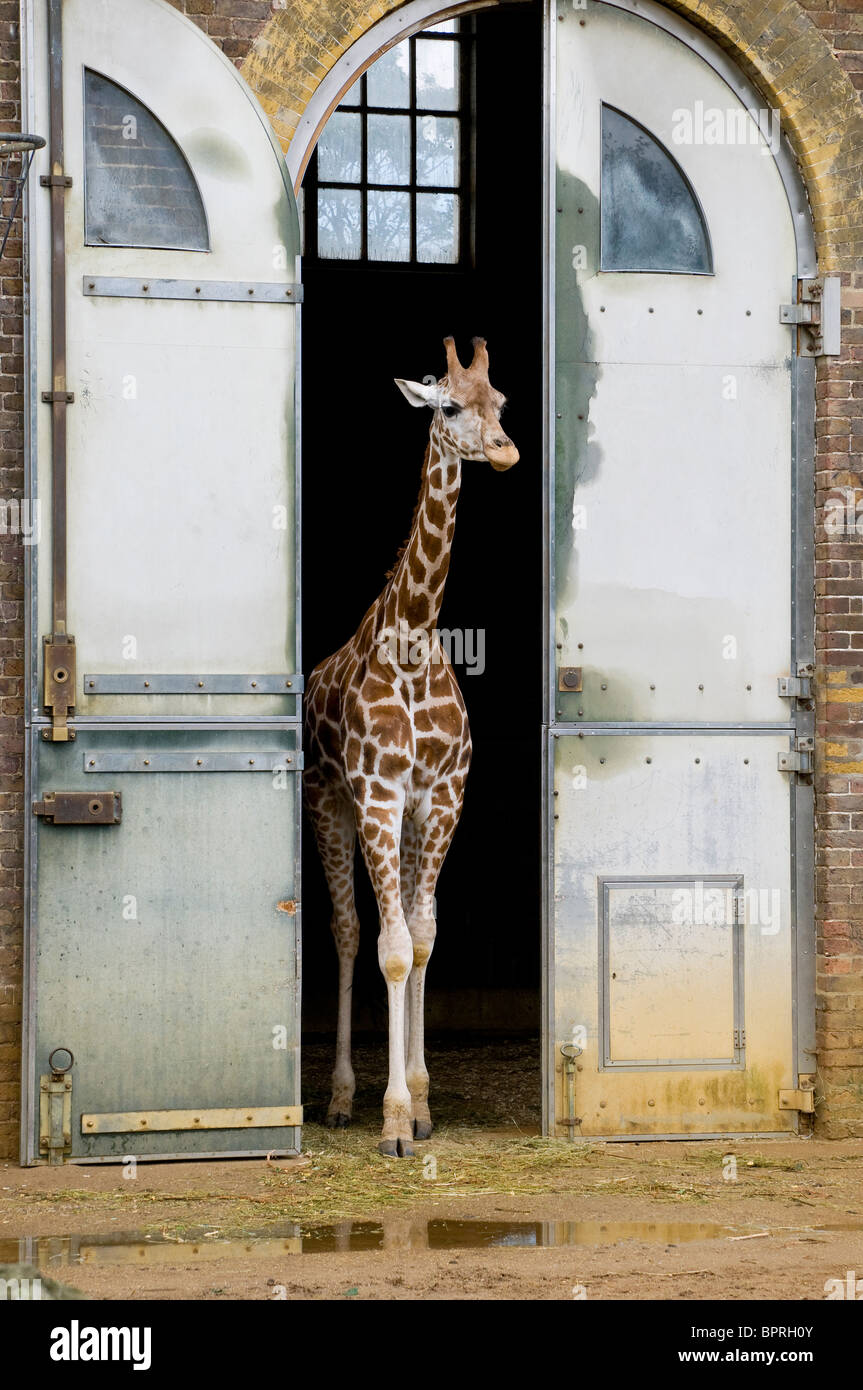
left=304, top=336, right=519, bottom=1157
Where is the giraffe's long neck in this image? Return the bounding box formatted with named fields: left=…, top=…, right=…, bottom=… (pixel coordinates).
left=383, top=426, right=461, bottom=644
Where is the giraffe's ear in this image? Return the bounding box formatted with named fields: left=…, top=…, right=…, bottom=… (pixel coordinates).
left=394, top=378, right=440, bottom=409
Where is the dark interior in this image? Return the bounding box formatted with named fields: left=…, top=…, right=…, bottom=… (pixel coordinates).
left=300, top=3, right=543, bottom=1065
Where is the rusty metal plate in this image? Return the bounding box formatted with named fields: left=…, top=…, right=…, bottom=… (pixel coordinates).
left=33, top=791, right=122, bottom=824
left=82, top=1105, right=303, bottom=1135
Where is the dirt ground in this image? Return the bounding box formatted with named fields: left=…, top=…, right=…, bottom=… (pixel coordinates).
left=2, top=1039, right=862, bottom=1301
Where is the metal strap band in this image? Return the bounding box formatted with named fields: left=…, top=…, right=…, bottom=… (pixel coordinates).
left=83, top=276, right=303, bottom=303
left=82, top=1106, right=303, bottom=1135
left=83, top=674, right=303, bottom=694
left=83, top=752, right=302, bottom=773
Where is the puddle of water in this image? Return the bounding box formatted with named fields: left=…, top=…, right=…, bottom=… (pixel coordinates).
left=1, top=1218, right=739, bottom=1267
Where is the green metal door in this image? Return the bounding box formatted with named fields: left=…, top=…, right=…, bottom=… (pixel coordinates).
left=22, top=0, right=303, bottom=1162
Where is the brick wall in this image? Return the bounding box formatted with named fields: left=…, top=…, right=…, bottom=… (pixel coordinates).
left=0, top=0, right=862, bottom=1157
left=166, top=0, right=271, bottom=64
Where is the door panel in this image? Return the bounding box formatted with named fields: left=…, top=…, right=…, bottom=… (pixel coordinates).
left=31, top=0, right=300, bottom=720
left=555, top=363, right=791, bottom=724
left=28, top=727, right=301, bottom=1162
left=551, top=733, right=795, bottom=1136
left=24, top=0, right=304, bottom=1162
left=547, top=0, right=809, bottom=1139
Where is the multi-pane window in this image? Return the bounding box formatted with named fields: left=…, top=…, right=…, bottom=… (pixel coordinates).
left=309, top=21, right=469, bottom=265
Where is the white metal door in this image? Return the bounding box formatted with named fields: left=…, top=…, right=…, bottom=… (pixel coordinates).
left=22, top=0, right=303, bottom=1163
left=546, top=0, right=815, bottom=1137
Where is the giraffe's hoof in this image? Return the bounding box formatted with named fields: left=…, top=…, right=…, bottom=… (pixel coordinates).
left=413, top=1119, right=433, bottom=1141
left=325, top=1111, right=351, bottom=1129
left=378, top=1137, right=415, bottom=1158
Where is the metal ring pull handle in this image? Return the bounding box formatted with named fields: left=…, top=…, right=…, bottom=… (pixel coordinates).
left=48, top=1046, right=74, bottom=1075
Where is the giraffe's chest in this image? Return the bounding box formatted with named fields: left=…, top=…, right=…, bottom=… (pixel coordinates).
left=346, top=659, right=471, bottom=788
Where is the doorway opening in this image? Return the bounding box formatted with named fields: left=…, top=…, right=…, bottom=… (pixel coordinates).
left=300, top=1, right=544, bottom=1132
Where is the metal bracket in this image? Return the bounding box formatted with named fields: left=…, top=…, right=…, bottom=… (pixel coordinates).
left=778, top=1077, right=816, bottom=1114
left=42, top=634, right=77, bottom=741
left=33, top=791, right=122, bottom=824
left=778, top=661, right=814, bottom=702
left=780, top=277, right=840, bottom=356
left=40, top=390, right=74, bottom=403
left=39, top=173, right=71, bottom=187
left=778, top=736, right=814, bottom=776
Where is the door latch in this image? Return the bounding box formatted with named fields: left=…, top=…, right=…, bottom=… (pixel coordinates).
left=33, top=791, right=122, bottom=824
left=39, top=1048, right=74, bottom=1165
left=42, top=634, right=77, bottom=741
left=777, top=737, right=814, bottom=776
left=780, top=277, right=840, bottom=356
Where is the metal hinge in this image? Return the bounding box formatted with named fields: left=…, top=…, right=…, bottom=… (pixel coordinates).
left=778, top=661, right=814, bottom=702
left=780, top=276, right=840, bottom=356
left=734, top=1028, right=746, bottom=1051
left=33, top=791, right=122, bottom=824
left=778, top=736, right=814, bottom=776
left=778, top=1076, right=816, bottom=1114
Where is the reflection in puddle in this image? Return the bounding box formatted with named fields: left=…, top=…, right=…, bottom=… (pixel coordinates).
left=1, top=1219, right=738, bottom=1266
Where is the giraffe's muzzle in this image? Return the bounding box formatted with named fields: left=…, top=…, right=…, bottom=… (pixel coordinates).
left=485, top=437, right=520, bottom=471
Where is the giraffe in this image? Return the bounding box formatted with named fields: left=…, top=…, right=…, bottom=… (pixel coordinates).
left=304, top=336, right=519, bottom=1157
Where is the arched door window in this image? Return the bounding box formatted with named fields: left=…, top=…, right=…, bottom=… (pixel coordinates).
left=600, top=103, right=712, bottom=273
left=84, top=69, right=209, bottom=250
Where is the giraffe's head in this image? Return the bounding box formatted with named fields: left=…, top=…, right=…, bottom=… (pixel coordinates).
left=395, top=336, right=519, bottom=471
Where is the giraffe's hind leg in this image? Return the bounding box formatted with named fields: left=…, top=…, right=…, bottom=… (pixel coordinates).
left=305, top=771, right=359, bottom=1127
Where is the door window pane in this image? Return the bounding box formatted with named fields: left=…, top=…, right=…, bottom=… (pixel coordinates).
left=366, top=41, right=410, bottom=108
left=415, top=39, right=459, bottom=111
left=601, top=104, right=713, bottom=274
left=317, top=111, right=361, bottom=183
left=367, top=190, right=411, bottom=261
left=367, top=115, right=410, bottom=186
left=84, top=69, right=208, bottom=250
left=416, top=115, right=458, bottom=187
left=317, top=188, right=361, bottom=259
left=416, top=192, right=459, bottom=264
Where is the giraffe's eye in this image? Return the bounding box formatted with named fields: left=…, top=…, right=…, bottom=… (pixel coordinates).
left=441, top=403, right=461, bottom=419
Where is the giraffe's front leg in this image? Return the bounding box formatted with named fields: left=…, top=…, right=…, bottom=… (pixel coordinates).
left=406, top=894, right=435, bottom=1140
left=406, top=792, right=463, bottom=1140
left=357, top=804, right=415, bottom=1158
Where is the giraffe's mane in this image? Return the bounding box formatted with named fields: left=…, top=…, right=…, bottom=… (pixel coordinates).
left=385, top=441, right=432, bottom=581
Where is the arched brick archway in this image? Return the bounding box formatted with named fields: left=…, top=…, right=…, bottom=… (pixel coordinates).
left=239, top=0, right=863, bottom=271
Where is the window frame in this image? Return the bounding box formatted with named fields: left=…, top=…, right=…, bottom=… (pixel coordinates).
left=305, top=21, right=473, bottom=269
